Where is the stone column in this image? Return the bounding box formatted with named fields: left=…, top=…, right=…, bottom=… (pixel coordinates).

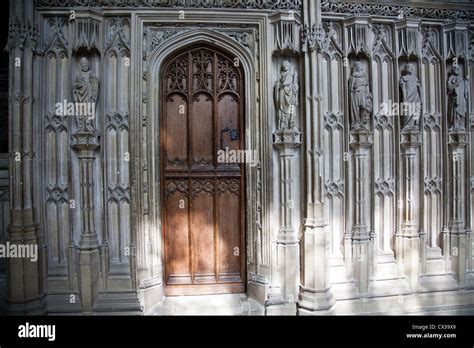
left=267, top=130, right=301, bottom=312
left=348, top=131, right=373, bottom=295
left=5, top=0, right=44, bottom=314
left=297, top=0, right=335, bottom=315
left=396, top=131, right=422, bottom=290
left=71, top=132, right=101, bottom=312
left=447, top=131, right=469, bottom=285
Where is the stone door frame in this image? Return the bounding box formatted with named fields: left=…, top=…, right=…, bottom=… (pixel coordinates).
left=131, top=11, right=274, bottom=310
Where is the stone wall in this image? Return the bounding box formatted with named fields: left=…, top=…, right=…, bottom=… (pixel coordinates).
left=3, top=0, right=474, bottom=315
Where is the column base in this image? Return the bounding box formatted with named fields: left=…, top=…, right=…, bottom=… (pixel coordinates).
left=94, top=291, right=142, bottom=315
left=297, top=285, right=335, bottom=315
left=266, top=302, right=297, bottom=315
left=5, top=296, right=45, bottom=315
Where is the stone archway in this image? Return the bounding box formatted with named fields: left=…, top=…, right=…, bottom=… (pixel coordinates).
left=134, top=26, right=267, bottom=311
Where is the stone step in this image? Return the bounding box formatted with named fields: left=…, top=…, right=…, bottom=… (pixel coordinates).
left=329, top=264, right=348, bottom=283
left=375, top=261, right=398, bottom=280
left=419, top=274, right=459, bottom=292
left=425, top=257, right=446, bottom=275
left=368, top=278, right=411, bottom=297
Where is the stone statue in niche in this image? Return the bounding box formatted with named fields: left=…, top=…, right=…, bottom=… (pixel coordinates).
left=447, top=65, right=468, bottom=131
left=399, top=63, right=422, bottom=131
left=73, top=57, right=99, bottom=133
left=274, top=60, right=298, bottom=130
left=349, top=62, right=372, bottom=131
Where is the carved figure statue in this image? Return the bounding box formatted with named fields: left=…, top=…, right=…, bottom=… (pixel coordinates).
left=73, top=57, right=99, bottom=132
left=447, top=65, right=468, bottom=131
left=399, top=63, right=422, bottom=131
left=274, top=60, right=298, bottom=130
left=349, top=62, right=372, bottom=130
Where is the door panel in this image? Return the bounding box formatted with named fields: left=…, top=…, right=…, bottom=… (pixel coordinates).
left=161, top=46, right=245, bottom=295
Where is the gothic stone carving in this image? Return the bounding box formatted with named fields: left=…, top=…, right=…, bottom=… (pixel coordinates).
left=73, top=57, right=99, bottom=133
left=44, top=17, right=69, bottom=57
left=301, top=22, right=341, bottom=58
left=349, top=62, right=372, bottom=131
left=106, top=17, right=131, bottom=57
left=447, top=65, right=468, bottom=131
left=399, top=63, right=422, bottom=131
left=320, top=0, right=474, bottom=20
left=35, top=0, right=302, bottom=10
left=73, top=15, right=102, bottom=52
left=5, top=17, right=39, bottom=52
left=274, top=60, right=298, bottom=130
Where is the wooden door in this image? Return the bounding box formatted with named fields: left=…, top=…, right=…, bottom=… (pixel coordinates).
left=161, top=46, right=245, bottom=296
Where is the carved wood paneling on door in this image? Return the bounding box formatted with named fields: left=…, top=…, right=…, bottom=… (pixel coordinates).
left=161, top=46, right=245, bottom=296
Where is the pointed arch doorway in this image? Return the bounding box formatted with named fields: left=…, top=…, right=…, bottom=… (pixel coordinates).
left=160, top=45, right=246, bottom=296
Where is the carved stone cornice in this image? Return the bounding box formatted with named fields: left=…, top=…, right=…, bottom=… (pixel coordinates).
left=35, top=0, right=302, bottom=10
left=321, top=1, right=474, bottom=20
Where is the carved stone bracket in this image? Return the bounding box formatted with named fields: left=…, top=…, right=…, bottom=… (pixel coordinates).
left=72, top=9, right=103, bottom=53
left=273, top=129, right=302, bottom=148
left=443, top=21, right=469, bottom=61
left=270, top=12, right=300, bottom=56
left=395, top=19, right=421, bottom=58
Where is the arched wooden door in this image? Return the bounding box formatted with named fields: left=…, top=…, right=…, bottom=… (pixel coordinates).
left=161, top=46, right=245, bottom=296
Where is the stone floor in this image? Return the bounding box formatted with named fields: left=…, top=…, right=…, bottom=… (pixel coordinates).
left=147, top=293, right=264, bottom=316
left=146, top=292, right=474, bottom=316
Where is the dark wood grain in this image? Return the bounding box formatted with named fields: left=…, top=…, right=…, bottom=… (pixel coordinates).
left=161, top=46, right=245, bottom=296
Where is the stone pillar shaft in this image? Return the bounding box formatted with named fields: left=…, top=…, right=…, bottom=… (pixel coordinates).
left=298, top=0, right=335, bottom=315
left=5, top=0, right=44, bottom=314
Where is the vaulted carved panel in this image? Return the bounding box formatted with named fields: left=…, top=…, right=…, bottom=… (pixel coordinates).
left=42, top=16, right=72, bottom=274
left=104, top=16, right=132, bottom=271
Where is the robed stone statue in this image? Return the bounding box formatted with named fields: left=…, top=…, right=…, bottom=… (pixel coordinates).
left=274, top=60, right=298, bottom=130
left=399, top=64, right=422, bottom=131
left=447, top=65, right=468, bottom=131
left=73, top=57, right=99, bottom=133
left=349, top=62, right=372, bottom=131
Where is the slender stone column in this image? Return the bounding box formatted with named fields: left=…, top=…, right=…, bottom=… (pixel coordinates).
left=268, top=130, right=301, bottom=307
left=5, top=0, right=44, bottom=314
left=348, top=131, right=372, bottom=295
left=297, top=0, right=335, bottom=314
left=396, top=131, right=422, bottom=290
left=71, top=131, right=101, bottom=312
left=447, top=131, right=469, bottom=285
